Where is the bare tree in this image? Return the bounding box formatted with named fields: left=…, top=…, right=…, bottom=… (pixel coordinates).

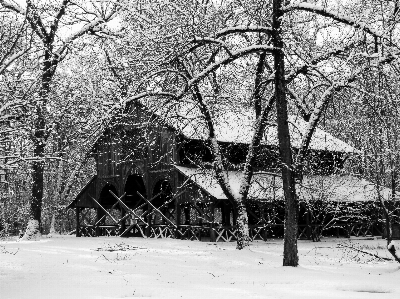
left=0, top=0, right=120, bottom=239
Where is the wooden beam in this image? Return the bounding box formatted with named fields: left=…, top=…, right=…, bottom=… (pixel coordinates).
left=133, top=192, right=161, bottom=211
left=95, top=201, right=125, bottom=227
left=89, top=195, right=118, bottom=224
left=137, top=192, right=177, bottom=228
left=94, top=214, right=107, bottom=226
left=144, top=191, right=186, bottom=218
left=108, top=191, right=147, bottom=225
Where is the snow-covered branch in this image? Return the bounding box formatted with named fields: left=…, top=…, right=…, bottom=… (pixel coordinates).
left=191, top=37, right=232, bottom=55
left=283, top=3, right=381, bottom=38
left=0, top=0, right=25, bottom=14
left=125, top=92, right=178, bottom=107
left=55, top=8, right=119, bottom=58
left=0, top=48, right=29, bottom=75
left=215, top=26, right=273, bottom=37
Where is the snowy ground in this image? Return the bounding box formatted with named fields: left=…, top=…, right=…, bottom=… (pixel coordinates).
left=1, top=235, right=399, bottom=299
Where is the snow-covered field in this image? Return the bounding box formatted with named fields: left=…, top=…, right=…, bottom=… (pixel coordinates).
left=1, top=235, right=399, bottom=299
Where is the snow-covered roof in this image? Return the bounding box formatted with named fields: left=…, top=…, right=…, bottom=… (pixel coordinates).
left=141, top=99, right=357, bottom=153
left=175, top=166, right=391, bottom=202
left=175, top=165, right=281, bottom=200
left=299, top=175, right=392, bottom=203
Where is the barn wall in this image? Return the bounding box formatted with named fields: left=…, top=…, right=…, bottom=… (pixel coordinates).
left=92, top=105, right=179, bottom=202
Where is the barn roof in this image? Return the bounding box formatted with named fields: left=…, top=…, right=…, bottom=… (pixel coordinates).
left=175, top=166, right=391, bottom=202
left=140, top=99, right=357, bottom=154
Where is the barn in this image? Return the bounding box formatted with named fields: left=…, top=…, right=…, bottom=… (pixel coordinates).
left=67, top=100, right=388, bottom=241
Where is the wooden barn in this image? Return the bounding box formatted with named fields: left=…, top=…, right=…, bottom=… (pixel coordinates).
left=68, top=100, right=388, bottom=241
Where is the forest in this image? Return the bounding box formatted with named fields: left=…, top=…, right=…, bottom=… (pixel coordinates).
left=1, top=0, right=400, bottom=269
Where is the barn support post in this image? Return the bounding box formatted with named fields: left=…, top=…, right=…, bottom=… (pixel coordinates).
left=232, top=203, right=238, bottom=226
left=183, top=204, right=191, bottom=225
left=145, top=203, right=151, bottom=237
left=76, top=207, right=81, bottom=237
left=260, top=204, right=268, bottom=240
left=175, top=198, right=181, bottom=239
left=304, top=203, right=311, bottom=240
left=119, top=209, right=126, bottom=235
left=209, top=202, right=216, bottom=242
left=222, top=202, right=231, bottom=226
left=96, top=207, right=105, bottom=237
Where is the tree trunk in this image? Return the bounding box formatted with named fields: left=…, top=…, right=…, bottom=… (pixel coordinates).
left=272, top=0, right=299, bottom=266
left=22, top=56, right=53, bottom=240
left=190, top=80, right=251, bottom=249
left=235, top=198, right=250, bottom=249
left=22, top=147, right=45, bottom=240
left=49, top=213, right=57, bottom=235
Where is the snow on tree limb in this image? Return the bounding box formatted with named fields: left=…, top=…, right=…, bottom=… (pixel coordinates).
left=55, top=8, right=119, bottom=58
left=215, top=25, right=274, bottom=37
left=126, top=92, right=178, bottom=104
left=0, top=0, right=25, bottom=15
left=191, top=37, right=232, bottom=55
left=283, top=3, right=387, bottom=43
left=0, top=49, right=29, bottom=75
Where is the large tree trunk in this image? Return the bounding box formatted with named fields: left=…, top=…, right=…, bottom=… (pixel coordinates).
left=272, top=0, right=299, bottom=266
left=23, top=133, right=45, bottom=240
left=22, top=58, right=53, bottom=240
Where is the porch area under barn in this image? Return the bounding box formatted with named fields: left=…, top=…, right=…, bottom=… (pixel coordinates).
left=67, top=166, right=391, bottom=242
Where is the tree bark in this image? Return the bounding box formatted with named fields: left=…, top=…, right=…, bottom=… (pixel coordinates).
left=272, top=0, right=299, bottom=267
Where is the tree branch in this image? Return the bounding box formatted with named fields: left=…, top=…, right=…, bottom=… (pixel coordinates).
left=49, top=0, right=70, bottom=44
left=0, top=48, right=30, bottom=75
left=283, top=3, right=395, bottom=48
left=215, top=25, right=273, bottom=37
left=182, top=45, right=276, bottom=96
left=26, top=0, right=49, bottom=42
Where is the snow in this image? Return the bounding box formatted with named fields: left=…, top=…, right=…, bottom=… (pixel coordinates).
left=1, top=235, right=400, bottom=298
left=175, top=166, right=390, bottom=202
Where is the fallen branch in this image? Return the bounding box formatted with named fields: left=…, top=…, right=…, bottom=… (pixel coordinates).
left=337, top=244, right=392, bottom=261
